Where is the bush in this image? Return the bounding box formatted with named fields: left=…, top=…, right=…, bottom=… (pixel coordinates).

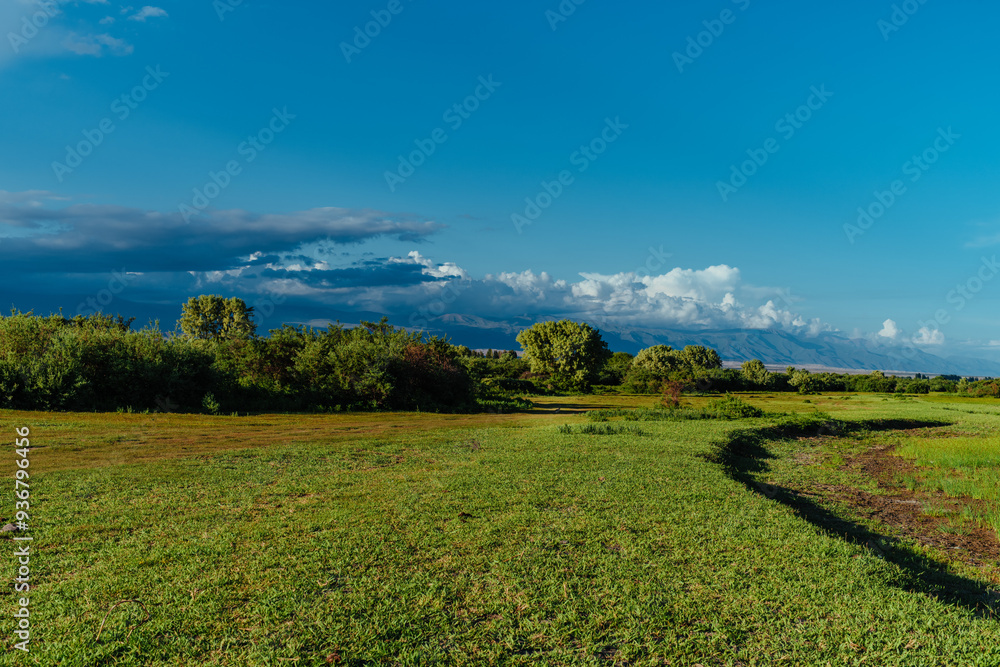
left=559, top=423, right=646, bottom=436
left=0, top=312, right=479, bottom=414
left=202, top=392, right=222, bottom=415
left=705, top=394, right=764, bottom=419
left=477, top=396, right=534, bottom=413
left=597, top=351, right=635, bottom=385
left=587, top=396, right=765, bottom=423
left=482, top=377, right=538, bottom=394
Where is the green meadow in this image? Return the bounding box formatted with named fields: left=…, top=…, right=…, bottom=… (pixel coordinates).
left=3, top=393, right=1000, bottom=665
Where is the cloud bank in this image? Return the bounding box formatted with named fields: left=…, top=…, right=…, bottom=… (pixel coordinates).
left=0, top=193, right=445, bottom=273
left=0, top=192, right=951, bottom=353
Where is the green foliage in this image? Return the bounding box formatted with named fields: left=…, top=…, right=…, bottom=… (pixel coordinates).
left=202, top=392, right=222, bottom=415
left=0, top=312, right=216, bottom=412
left=968, top=380, right=1000, bottom=398
left=597, top=351, right=634, bottom=385
left=705, top=394, right=765, bottom=418
left=741, top=359, right=770, bottom=387
left=789, top=369, right=818, bottom=394
left=286, top=319, right=476, bottom=412
left=631, top=345, right=684, bottom=379
left=680, top=345, right=722, bottom=371
left=624, top=344, right=725, bottom=394
left=588, top=395, right=764, bottom=422
left=467, top=350, right=537, bottom=412
left=929, top=376, right=956, bottom=392
left=516, top=320, right=611, bottom=391
left=0, top=312, right=477, bottom=414
left=558, top=423, right=647, bottom=436
left=178, top=295, right=257, bottom=341
left=623, top=346, right=682, bottom=394
left=620, top=365, right=666, bottom=394
left=481, top=377, right=536, bottom=394
left=459, top=352, right=530, bottom=384
left=476, top=396, right=535, bottom=413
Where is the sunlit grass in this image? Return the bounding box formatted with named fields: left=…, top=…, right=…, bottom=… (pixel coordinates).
left=894, top=435, right=1000, bottom=535
left=897, top=436, right=1000, bottom=470
left=2, top=394, right=1000, bottom=665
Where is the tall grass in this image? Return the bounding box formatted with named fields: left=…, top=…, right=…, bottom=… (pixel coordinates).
left=588, top=394, right=765, bottom=422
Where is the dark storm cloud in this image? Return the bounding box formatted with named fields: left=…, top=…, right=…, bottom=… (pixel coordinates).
left=0, top=196, right=444, bottom=273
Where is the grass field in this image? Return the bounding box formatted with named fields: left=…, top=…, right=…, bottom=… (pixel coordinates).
left=3, top=393, right=1000, bottom=665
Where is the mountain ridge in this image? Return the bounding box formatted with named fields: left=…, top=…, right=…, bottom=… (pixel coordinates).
left=414, top=315, right=1000, bottom=377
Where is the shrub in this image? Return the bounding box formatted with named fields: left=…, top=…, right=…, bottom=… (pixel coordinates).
left=561, top=423, right=646, bottom=436
left=0, top=312, right=478, bottom=414
left=588, top=396, right=765, bottom=422
left=705, top=394, right=764, bottom=419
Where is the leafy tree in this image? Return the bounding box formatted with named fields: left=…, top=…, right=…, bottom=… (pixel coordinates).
left=598, top=351, right=634, bottom=385
left=623, top=346, right=686, bottom=394
left=788, top=369, right=817, bottom=394
left=929, top=376, right=956, bottom=393
left=624, top=344, right=725, bottom=393
left=680, top=346, right=722, bottom=372
left=632, top=345, right=684, bottom=379
left=178, top=295, right=256, bottom=341
left=741, top=359, right=770, bottom=387
left=515, top=320, right=611, bottom=390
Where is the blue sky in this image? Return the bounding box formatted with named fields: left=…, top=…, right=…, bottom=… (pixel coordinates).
left=3, top=0, right=1000, bottom=358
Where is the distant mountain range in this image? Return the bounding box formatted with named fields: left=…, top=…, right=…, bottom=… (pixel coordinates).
left=14, top=294, right=1000, bottom=377
left=420, top=314, right=1000, bottom=378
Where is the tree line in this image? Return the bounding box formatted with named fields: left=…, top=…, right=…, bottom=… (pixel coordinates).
left=0, top=298, right=478, bottom=414
left=0, top=298, right=993, bottom=414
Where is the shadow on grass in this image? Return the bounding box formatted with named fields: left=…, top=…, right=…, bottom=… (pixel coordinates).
left=705, top=416, right=998, bottom=619
left=531, top=401, right=631, bottom=415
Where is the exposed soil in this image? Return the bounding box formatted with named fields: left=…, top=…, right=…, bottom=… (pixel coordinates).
left=793, top=439, right=1000, bottom=568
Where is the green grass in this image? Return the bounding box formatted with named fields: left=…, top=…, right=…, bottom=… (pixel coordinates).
left=2, top=395, right=1000, bottom=665
left=896, top=435, right=1000, bottom=536
left=557, top=423, right=647, bottom=436
left=897, top=436, right=1000, bottom=469
left=587, top=395, right=765, bottom=422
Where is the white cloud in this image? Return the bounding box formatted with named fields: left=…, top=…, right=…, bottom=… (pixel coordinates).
left=879, top=318, right=900, bottom=340
left=390, top=251, right=469, bottom=280
left=267, top=253, right=832, bottom=337
left=912, top=326, right=945, bottom=346
left=0, top=194, right=846, bottom=341
left=62, top=32, right=133, bottom=56
left=642, top=264, right=740, bottom=301
left=127, top=6, right=167, bottom=21
left=860, top=318, right=944, bottom=348
left=99, top=16, right=114, bottom=25
left=0, top=190, right=66, bottom=206
left=492, top=269, right=566, bottom=296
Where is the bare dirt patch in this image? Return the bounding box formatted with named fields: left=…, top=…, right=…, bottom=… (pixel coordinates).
left=800, top=442, right=1000, bottom=568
